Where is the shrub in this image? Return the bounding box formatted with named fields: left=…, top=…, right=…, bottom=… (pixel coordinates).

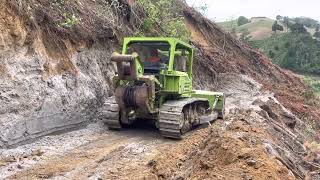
left=289, top=23, right=307, bottom=33
left=136, top=0, right=190, bottom=41
left=272, top=21, right=284, bottom=32
left=268, top=50, right=275, bottom=58
left=237, top=16, right=250, bottom=26
left=61, top=14, right=80, bottom=28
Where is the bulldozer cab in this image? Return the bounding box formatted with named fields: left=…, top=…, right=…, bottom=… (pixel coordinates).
left=122, top=37, right=194, bottom=77
left=126, top=42, right=170, bottom=74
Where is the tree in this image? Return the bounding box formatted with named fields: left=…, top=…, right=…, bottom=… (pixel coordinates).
left=276, top=15, right=282, bottom=21
left=272, top=21, right=277, bottom=32
left=282, top=16, right=291, bottom=31
left=294, top=17, right=318, bottom=28
left=314, top=24, right=320, bottom=39
left=314, top=32, right=320, bottom=38
left=289, top=23, right=307, bottom=33
left=269, top=50, right=275, bottom=58
left=136, top=0, right=190, bottom=41
left=237, top=16, right=250, bottom=26
left=278, top=25, right=284, bottom=31
left=272, top=21, right=284, bottom=32
left=313, top=24, right=320, bottom=39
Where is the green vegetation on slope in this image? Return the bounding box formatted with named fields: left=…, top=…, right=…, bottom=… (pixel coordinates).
left=251, top=33, right=320, bottom=75
left=136, top=0, right=190, bottom=41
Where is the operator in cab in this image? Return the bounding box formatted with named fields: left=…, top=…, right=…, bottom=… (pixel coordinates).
left=148, top=48, right=161, bottom=63
left=144, top=48, right=168, bottom=72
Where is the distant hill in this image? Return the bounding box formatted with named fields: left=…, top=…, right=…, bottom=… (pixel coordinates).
left=219, top=16, right=320, bottom=76
left=217, top=17, right=281, bottom=40
left=218, top=17, right=317, bottom=41
left=237, top=17, right=276, bottom=40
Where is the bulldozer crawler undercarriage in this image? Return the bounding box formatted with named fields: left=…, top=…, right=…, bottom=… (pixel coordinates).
left=102, top=97, right=220, bottom=139
left=159, top=98, right=217, bottom=139
left=102, top=97, right=122, bottom=130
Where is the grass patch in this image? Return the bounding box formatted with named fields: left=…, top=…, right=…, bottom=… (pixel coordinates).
left=237, top=18, right=273, bottom=32
left=217, top=18, right=276, bottom=40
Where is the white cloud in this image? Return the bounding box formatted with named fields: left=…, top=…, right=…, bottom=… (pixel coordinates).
left=187, top=0, right=320, bottom=22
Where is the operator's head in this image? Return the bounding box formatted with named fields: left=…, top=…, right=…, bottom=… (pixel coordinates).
left=150, top=48, right=159, bottom=57
left=148, top=48, right=160, bottom=63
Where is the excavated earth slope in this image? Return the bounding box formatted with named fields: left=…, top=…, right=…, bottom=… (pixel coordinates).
left=0, top=0, right=319, bottom=179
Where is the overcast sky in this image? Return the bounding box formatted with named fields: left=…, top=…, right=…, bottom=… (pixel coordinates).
left=186, top=0, right=320, bottom=22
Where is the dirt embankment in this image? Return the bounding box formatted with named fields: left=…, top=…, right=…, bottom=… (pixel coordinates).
left=0, top=0, right=132, bottom=147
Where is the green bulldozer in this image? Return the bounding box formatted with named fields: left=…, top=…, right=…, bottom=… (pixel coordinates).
left=103, top=37, right=225, bottom=139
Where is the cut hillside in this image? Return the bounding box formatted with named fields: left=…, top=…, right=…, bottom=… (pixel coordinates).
left=0, top=0, right=319, bottom=179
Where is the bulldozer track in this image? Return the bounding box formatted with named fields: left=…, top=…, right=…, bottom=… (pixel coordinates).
left=101, top=97, right=219, bottom=138
left=101, top=97, right=122, bottom=129
left=159, top=98, right=211, bottom=139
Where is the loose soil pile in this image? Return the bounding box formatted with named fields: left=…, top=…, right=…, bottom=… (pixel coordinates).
left=149, top=118, right=295, bottom=180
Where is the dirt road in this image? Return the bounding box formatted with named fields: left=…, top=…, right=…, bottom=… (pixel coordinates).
left=1, top=121, right=181, bottom=179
